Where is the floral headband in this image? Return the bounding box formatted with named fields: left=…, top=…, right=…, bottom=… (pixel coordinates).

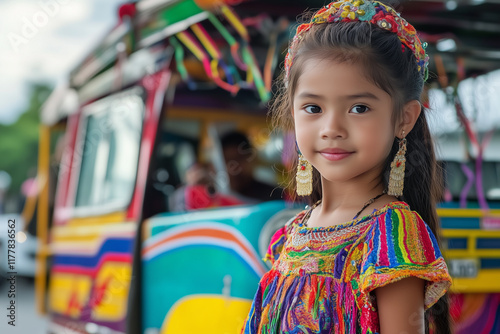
left=285, top=0, right=429, bottom=82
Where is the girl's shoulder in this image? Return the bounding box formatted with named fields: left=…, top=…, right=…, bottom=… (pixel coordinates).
left=372, top=200, right=429, bottom=228
left=362, top=200, right=445, bottom=271
left=360, top=201, right=452, bottom=311
left=367, top=200, right=435, bottom=240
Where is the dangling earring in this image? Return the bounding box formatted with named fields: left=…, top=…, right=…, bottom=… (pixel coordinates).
left=296, top=153, right=312, bottom=196
left=388, top=131, right=407, bottom=197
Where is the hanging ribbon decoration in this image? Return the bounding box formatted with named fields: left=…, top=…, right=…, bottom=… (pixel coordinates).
left=242, top=46, right=269, bottom=102
left=190, top=22, right=239, bottom=94
left=169, top=36, right=189, bottom=82
left=460, top=164, right=475, bottom=209
left=435, top=53, right=489, bottom=210
left=219, top=5, right=269, bottom=101
left=173, top=2, right=271, bottom=102
left=176, top=29, right=238, bottom=95
left=455, top=58, right=489, bottom=210
left=175, top=30, right=212, bottom=85
left=220, top=5, right=249, bottom=41
left=207, top=13, right=247, bottom=71
left=264, top=28, right=278, bottom=92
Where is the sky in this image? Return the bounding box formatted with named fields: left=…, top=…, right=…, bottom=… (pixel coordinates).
left=0, top=0, right=125, bottom=124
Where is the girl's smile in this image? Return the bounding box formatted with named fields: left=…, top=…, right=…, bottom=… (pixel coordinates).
left=318, top=147, right=354, bottom=161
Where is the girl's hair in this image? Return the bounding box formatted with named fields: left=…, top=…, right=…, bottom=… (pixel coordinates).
left=271, top=20, right=452, bottom=334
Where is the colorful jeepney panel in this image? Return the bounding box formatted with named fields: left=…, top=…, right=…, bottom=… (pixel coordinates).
left=49, top=216, right=135, bottom=333
left=141, top=201, right=292, bottom=334
left=46, top=84, right=150, bottom=333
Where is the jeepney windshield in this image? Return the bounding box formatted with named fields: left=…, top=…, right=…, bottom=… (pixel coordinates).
left=75, top=89, right=144, bottom=209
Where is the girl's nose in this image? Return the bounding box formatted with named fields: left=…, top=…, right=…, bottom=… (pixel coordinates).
left=320, top=111, right=347, bottom=139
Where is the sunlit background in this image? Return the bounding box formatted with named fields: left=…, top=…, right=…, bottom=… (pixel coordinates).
left=0, top=0, right=123, bottom=124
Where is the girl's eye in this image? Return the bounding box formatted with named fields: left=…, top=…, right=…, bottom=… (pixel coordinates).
left=304, top=105, right=322, bottom=114
left=350, top=105, right=370, bottom=114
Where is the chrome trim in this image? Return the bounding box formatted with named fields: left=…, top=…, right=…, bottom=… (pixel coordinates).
left=138, top=11, right=209, bottom=49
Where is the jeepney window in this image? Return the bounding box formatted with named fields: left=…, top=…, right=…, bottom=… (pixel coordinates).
left=75, top=91, right=144, bottom=209
left=143, top=115, right=286, bottom=216
left=142, top=118, right=200, bottom=216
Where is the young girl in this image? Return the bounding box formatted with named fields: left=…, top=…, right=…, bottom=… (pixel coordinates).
left=242, top=1, right=453, bottom=333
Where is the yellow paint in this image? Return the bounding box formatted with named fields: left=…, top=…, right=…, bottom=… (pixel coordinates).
left=161, top=295, right=252, bottom=334
left=49, top=273, right=92, bottom=318
left=444, top=249, right=500, bottom=258
left=52, top=234, right=102, bottom=244
left=450, top=270, right=500, bottom=293
left=48, top=263, right=131, bottom=321
left=21, top=189, right=38, bottom=229
left=437, top=208, right=500, bottom=218
left=441, top=228, right=500, bottom=293
left=441, top=229, right=500, bottom=238
left=36, top=124, right=51, bottom=315
left=65, top=211, right=127, bottom=227
left=51, top=221, right=136, bottom=245
left=441, top=229, right=500, bottom=258
left=47, top=219, right=134, bottom=321
left=92, top=262, right=132, bottom=321
left=50, top=212, right=131, bottom=252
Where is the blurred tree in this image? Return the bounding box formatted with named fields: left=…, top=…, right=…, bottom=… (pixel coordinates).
left=0, top=82, right=52, bottom=196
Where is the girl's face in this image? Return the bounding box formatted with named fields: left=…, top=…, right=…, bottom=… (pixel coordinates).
left=292, top=58, right=397, bottom=184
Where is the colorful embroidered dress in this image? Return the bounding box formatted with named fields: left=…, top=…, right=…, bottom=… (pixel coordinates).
left=242, top=201, right=452, bottom=334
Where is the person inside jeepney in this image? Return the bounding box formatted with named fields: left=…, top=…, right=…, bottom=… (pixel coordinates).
left=220, top=131, right=283, bottom=203
left=169, top=131, right=283, bottom=211
left=169, top=161, right=244, bottom=211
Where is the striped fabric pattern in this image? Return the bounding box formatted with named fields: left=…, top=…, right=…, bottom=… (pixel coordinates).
left=262, top=225, right=288, bottom=264
left=242, top=201, right=452, bottom=334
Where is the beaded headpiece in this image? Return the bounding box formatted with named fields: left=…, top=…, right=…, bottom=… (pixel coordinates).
left=285, top=0, right=429, bottom=82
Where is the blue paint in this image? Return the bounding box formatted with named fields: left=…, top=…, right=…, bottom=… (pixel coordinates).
left=447, top=238, right=467, bottom=249
left=437, top=201, right=500, bottom=209
left=53, top=238, right=133, bottom=267
left=480, top=258, right=500, bottom=269
left=440, top=217, right=480, bottom=229
left=477, top=238, right=500, bottom=249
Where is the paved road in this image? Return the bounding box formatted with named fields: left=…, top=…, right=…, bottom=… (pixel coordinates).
left=0, top=276, right=48, bottom=334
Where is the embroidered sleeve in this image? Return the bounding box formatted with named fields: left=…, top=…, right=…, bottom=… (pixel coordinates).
left=359, top=207, right=452, bottom=310
left=262, top=212, right=304, bottom=265
left=262, top=226, right=287, bottom=265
